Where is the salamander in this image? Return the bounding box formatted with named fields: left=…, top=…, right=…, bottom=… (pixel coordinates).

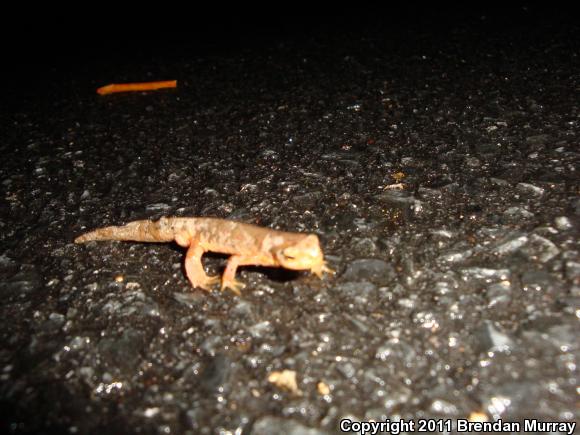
left=75, top=217, right=333, bottom=295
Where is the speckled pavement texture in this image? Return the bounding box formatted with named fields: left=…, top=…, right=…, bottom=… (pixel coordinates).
left=1, top=8, right=579, bottom=435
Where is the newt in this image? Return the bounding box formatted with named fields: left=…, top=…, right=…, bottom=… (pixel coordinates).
left=75, top=217, right=333, bottom=295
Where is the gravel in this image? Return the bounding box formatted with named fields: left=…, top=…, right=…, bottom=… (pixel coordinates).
left=1, top=8, right=578, bottom=434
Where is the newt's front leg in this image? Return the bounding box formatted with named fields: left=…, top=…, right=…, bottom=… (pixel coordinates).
left=222, top=255, right=253, bottom=295
left=176, top=233, right=219, bottom=291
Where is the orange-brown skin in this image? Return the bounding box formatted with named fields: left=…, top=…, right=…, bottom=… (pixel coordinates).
left=75, top=217, right=333, bottom=295
left=97, top=80, right=177, bottom=95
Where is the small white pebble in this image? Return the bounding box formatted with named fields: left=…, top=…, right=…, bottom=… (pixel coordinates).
left=144, top=407, right=160, bottom=418
left=554, top=216, right=572, bottom=231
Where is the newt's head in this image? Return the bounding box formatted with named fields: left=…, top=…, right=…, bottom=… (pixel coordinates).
left=274, top=234, right=334, bottom=278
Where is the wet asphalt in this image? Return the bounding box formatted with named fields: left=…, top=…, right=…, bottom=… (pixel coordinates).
left=1, top=8, right=579, bottom=435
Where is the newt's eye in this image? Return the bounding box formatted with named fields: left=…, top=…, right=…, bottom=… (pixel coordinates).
left=282, top=247, right=296, bottom=257
left=278, top=248, right=298, bottom=263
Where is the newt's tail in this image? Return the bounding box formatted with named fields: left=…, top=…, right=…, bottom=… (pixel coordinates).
left=74, top=219, right=174, bottom=244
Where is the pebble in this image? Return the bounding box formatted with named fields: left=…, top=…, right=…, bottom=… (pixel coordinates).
left=516, top=182, right=544, bottom=197
left=1, top=264, right=42, bottom=296
left=351, top=237, right=378, bottom=256
left=521, top=234, right=560, bottom=263
left=525, top=134, right=550, bottom=145
left=336, top=361, right=357, bottom=379
left=248, top=321, right=274, bottom=338
left=503, top=206, right=534, bottom=219
left=97, top=329, right=148, bottom=372
left=565, top=261, right=580, bottom=281
left=492, top=234, right=529, bottom=255
left=375, top=339, right=417, bottom=364
left=465, top=156, right=481, bottom=167
left=482, top=394, right=513, bottom=418
left=461, top=267, right=510, bottom=281
left=252, top=417, right=329, bottom=435
left=333, top=281, right=377, bottom=305
left=439, top=249, right=474, bottom=263
left=173, top=292, right=203, bottom=308
left=199, top=354, right=231, bottom=393
left=145, top=203, right=171, bottom=211
left=230, top=300, right=255, bottom=319
left=520, top=270, right=555, bottom=292
left=199, top=336, right=223, bottom=356
left=431, top=398, right=459, bottom=414
left=49, top=312, right=66, bottom=326
left=476, top=321, right=514, bottom=353
left=342, top=259, right=395, bottom=284
left=534, top=324, right=577, bottom=351
left=376, top=191, right=423, bottom=215
left=486, top=281, right=511, bottom=307
left=554, top=216, right=573, bottom=231
left=489, top=178, right=510, bottom=187
left=413, top=311, right=440, bottom=330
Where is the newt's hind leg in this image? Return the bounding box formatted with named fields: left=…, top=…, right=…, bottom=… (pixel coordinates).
left=183, top=240, right=219, bottom=291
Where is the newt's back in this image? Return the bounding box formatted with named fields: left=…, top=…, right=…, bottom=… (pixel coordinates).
left=177, top=217, right=306, bottom=255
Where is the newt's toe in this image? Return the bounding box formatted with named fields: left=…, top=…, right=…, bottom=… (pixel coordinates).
left=192, top=275, right=220, bottom=291
left=312, top=262, right=335, bottom=279
left=221, top=279, right=246, bottom=296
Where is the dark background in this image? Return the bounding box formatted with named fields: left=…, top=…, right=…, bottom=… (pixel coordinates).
left=6, top=4, right=576, bottom=69
left=5, top=3, right=577, bottom=107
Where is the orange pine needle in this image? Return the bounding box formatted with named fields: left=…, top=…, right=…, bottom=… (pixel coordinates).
left=97, top=80, right=177, bottom=95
